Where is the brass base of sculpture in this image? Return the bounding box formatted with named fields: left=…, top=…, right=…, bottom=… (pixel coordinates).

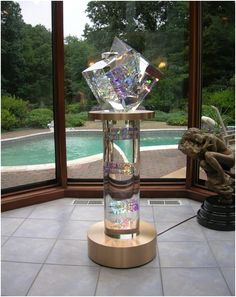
left=87, top=221, right=156, bottom=268
left=197, top=196, right=235, bottom=231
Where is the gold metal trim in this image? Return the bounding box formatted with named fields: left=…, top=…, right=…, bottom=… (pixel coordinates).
left=87, top=220, right=157, bottom=268
left=89, top=110, right=154, bottom=121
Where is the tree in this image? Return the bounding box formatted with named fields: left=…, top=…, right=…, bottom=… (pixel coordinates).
left=17, top=24, right=53, bottom=107
left=202, top=2, right=235, bottom=88
left=83, top=1, right=189, bottom=111
left=64, top=36, right=96, bottom=107
left=201, top=2, right=235, bottom=125
left=1, top=2, right=53, bottom=107
left=1, top=1, right=25, bottom=95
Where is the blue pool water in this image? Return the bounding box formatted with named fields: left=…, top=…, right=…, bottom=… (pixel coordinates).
left=1, top=130, right=185, bottom=166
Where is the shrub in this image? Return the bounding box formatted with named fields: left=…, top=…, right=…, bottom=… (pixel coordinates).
left=1, top=109, right=17, bottom=131
left=1, top=95, right=28, bottom=127
left=166, top=111, right=187, bottom=126
left=154, top=110, right=169, bottom=122
left=66, top=113, right=85, bottom=127
left=26, top=108, right=53, bottom=128
left=66, top=103, right=82, bottom=114
left=202, top=105, right=234, bottom=128
left=76, top=111, right=88, bottom=121
left=202, top=87, right=235, bottom=125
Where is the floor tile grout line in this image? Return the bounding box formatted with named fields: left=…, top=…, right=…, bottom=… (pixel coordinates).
left=41, top=206, right=77, bottom=265
left=159, top=266, right=223, bottom=270
left=1, top=236, right=11, bottom=247
left=156, top=239, right=207, bottom=242
left=1, top=205, right=37, bottom=220
left=151, top=205, right=156, bottom=223
left=28, top=203, right=76, bottom=220
left=159, top=270, right=165, bottom=296
left=159, top=265, right=233, bottom=295
left=25, top=204, right=87, bottom=296
left=26, top=204, right=38, bottom=217
left=94, top=266, right=102, bottom=296
left=53, top=204, right=76, bottom=238
left=2, top=259, right=222, bottom=269
left=205, top=237, right=235, bottom=295
left=218, top=266, right=235, bottom=296
left=7, top=206, right=77, bottom=241
left=4, top=216, right=102, bottom=222
left=6, top=216, right=74, bottom=221
left=8, top=216, right=29, bottom=238
left=156, top=241, right=165, bottom=296
left=158, top=241, right=220, bottom=268
left=38, top=203, right=92, bottom=266
left=205, top=236, right=227, bottom=268
left=25, top=263, right=44, bottom=296
left=10, top=235, right=89, bottom=241
left=1, top=259, right=101, bottom=268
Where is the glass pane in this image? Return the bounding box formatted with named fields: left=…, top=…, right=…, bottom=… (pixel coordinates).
left=199, top=1, right=235, bottom=184
left=1, top=1, right=55, bottom=190
left=64, top=1, right=188, bottom=180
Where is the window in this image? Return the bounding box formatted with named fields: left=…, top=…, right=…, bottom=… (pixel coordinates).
left=2, top=2, right=226, bottom=207
left=64, top=1, right=189, bottom=181
left=1, top=1, right=56, bottom=192
left=199, top=1, right=235, bottom=185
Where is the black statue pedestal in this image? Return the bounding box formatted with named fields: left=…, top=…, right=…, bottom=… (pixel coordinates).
left=197, top=196, right=235, bottom=231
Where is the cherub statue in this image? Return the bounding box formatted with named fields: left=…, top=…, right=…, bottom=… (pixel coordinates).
left=179, top=128, right=235, bottom=204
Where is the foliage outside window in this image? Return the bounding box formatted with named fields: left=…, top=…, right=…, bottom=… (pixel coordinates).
left=199, top=1, right=235, bottom=182
left=201, top=2, right=235, bottom=126
left=65, top=1, right=189, bottom=180
left=1, top=1, right=55, bottom=191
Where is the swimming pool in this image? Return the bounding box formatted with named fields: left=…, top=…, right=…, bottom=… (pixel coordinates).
left=1, top=130, right=185, bottom=166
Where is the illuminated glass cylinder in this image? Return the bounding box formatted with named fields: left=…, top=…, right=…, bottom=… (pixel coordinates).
left=103, top=119, right=140, bottom=238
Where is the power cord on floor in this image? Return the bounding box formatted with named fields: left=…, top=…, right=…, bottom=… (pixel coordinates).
left=157, top=214, right=197, bottom=237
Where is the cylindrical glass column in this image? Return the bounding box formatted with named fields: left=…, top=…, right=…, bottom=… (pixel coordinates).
left=103, top=119, right=140, bottom=239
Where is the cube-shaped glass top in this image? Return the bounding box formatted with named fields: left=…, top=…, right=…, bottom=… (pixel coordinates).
left=82, top=37, right=162, bottom=112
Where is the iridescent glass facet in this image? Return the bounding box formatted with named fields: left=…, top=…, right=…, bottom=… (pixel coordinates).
left=82, top=37, right=161, bottom=112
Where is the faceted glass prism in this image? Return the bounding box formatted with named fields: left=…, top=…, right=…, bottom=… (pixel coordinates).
left=82, top=37, right=162, bottom=112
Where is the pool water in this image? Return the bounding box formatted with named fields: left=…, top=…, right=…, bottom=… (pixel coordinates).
left=1, top=130, right=184, bottom=166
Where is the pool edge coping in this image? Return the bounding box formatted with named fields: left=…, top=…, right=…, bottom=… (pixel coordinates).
left=1, top=128, right=187, bottom=142
left=1, top=128, right=186, bottom=172
left=1, top=145, right=180, bottom=172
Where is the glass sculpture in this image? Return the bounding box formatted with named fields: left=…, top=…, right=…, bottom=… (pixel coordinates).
left=83, top=37, right=161, bottom=239
left=83, top=37, right=162, bottom=112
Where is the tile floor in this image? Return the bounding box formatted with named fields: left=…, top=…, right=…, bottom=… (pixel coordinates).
left=1, top=198, right=235, bottom=296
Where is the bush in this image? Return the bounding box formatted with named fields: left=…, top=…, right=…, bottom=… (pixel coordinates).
left=202, top=87, right=235, bottom=125
left=202, top=105, right=233, bottom=128
left=26, top=108, right=53, bottom=128
left=153, top=110, right=187, bottom=126
left=154, top=110, right=169, bottom=122
left=1, top=109, right=17, bottom=131
left=76, top=111, right=88, bottom=121
left=66, top=113, right=85, bottom=127
left=66, top=103, right=82, bottom=114
left=166, top=111, right=187, bottom=126
left=2, top=95, right=28, bottom=128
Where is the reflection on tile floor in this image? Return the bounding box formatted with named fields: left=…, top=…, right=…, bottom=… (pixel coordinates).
left=1, top=198, right=235, bottom=296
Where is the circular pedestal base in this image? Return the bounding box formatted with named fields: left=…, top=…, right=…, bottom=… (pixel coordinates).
left=197, top=196, right=235, bottom=231
left=87, top=221, right=156, bottom=268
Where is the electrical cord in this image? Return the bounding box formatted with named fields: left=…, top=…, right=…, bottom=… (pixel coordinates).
left=157, top=214, right=197, bottom=237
